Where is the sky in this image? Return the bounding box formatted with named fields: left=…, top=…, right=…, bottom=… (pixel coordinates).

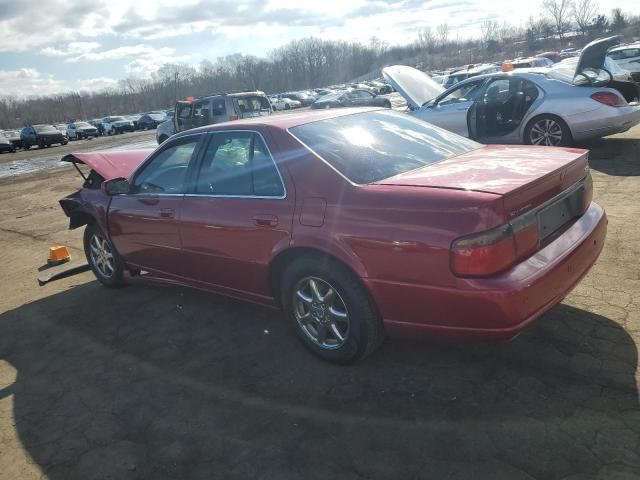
left=0, top=0, right=638, bottom=97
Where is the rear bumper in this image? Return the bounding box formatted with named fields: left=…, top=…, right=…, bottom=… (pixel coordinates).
left=365, top=202, right=607, bottom=341
left=570, top=104, right=640, bottom=141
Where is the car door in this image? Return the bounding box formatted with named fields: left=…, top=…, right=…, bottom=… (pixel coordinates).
left=108, top=134, right=203, bottom=276
left=174, top=101, right=194, bottom=133
left=179, top=130, right=294, bottom=298
left=419, top=79, right=486, bottom=137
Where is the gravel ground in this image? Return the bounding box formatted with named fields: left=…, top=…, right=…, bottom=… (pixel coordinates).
left=0, top=124, right=638, bottom=480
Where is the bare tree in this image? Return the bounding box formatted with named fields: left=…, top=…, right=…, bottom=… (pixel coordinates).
left=573, top=0, right=598, bottom=36
left=417, top=27, right=437, bottom=53
left=480, top=19, right=500, bottom=46
left=543, top=0, right=574, bottom=41
left=437, top=23, right=449, bottom=47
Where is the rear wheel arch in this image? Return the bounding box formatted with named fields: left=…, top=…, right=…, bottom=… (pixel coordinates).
left=268, top=247, right=368, bottom=307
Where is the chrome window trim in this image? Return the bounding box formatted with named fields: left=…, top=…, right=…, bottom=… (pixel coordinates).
left=191, top=129, right=288, bottom=200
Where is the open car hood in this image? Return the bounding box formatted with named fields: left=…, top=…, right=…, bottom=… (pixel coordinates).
left=382, top=65, right=445, bottom=110
left=575, top=36, right=620, bottom=77
left=61, top=149, right=153, bottom=180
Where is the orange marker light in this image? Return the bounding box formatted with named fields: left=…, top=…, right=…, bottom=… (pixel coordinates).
left=48, top=246, right=71, bottom=266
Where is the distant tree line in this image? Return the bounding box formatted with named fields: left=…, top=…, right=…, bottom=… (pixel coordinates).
left=0, top=1, right=638, bottom=129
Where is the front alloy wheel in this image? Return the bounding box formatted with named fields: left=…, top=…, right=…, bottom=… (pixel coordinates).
left=293, top=277, right=350, bottom=349
left=83, top=224, right=124, bottom=287
left=89, top=233, right=115, bottom=279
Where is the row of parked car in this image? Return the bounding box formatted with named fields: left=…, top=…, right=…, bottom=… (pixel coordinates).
left=267, top=81, right=394, bottom=111
left=430, top=40, right=640, bottom=90
left=0, top=111, right=173, bottom=154
left=153, top=35, right=639, bottom=149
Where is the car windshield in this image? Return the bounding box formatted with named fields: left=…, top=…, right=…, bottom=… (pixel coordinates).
left=110, top=116, right=126, bottom=121
left=33, top=125, right=58, bottom=133
left=76, top=122, right=92, bottom=128
left=290, top=110, right=481, bottom=184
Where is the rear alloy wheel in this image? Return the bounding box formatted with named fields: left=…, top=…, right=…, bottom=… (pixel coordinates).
left=293, top=277, right=350, bottom=350
left=84, top=224, right=125, bottom=288
left=525, top=115, right=571, bottom=147
left=282, top=257, right=384, bottom=363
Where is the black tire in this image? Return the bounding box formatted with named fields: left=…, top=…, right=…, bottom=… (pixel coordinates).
left=524, top=114, right=572, bottom=147
left=62, top=140, right=68, bottom=146
left=384, top=100, right=391, bottom=108
left=285, top=103, right=291, bottom=110
left=281, top=256, right=384, bottom=364
left=83, top=224, right=125, bottom=288
left=158, top=135, right=168, bottom=144
left=23, top=144, right=30, bottom=150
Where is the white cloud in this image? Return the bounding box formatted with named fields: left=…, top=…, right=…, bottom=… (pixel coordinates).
left=40, top=42, right=102, bottom=57
left=0, top=68, right=65, bottom=96
left=67, top=44, right=175, bottom=62
left=0, top=68, right=119, bottom=97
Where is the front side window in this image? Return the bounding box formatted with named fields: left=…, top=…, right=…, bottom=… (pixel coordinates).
left=437, top=80, right=484, bottom=106
left=132, top=137, right=200, bottom=194
left=196, top=132, right=284, bottom=197
left=290, top=110, right=480, bottom=184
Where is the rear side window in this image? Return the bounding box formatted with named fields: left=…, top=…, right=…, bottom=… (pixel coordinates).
left=235, top=96, right=271, bottom=114
left=290, top=110, right=480, bottom=184
left=196, top=132, right=284, bottom=197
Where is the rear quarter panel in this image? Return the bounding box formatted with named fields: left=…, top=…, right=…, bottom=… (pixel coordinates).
left=274, top=131, right=505, bottom=288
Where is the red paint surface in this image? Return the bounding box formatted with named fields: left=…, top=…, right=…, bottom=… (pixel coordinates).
left=61, top=109, right=606, bottom=340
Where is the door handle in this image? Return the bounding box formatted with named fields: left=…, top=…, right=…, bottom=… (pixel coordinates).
left=139, top=197, right=159, bottom=206
left=160, top=208, right=175, bottom=218
left=253, top=214, right=278, bottom=227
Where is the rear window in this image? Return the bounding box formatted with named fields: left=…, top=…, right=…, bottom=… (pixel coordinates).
left=290, top=110, right=480, bottom=184
left=235, top=96, right=270, bottom=113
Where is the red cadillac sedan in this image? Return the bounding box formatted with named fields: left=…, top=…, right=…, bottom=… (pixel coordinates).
left=60, top=108, right=606, bottom=363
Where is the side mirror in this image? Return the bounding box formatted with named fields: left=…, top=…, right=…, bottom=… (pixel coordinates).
left=103, top=177, right=130, bottom=195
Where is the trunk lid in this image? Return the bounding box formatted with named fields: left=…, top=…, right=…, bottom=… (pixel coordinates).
left=382, top=65, right=445, bottom=110
left=374, top=145, right=589, bottom=217
left=575, top=36, right=620, bottom=76
left=61, top=150, right=153, bottom=180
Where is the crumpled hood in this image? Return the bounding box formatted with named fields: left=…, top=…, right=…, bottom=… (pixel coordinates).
left=61, top=149, right=153, bottom=180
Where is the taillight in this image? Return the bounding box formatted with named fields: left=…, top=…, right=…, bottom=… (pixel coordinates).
left=229, top=115, right=239, bottom=121
left=451, top=215, right=539, bottom=277
left=591, top=91, right=626, bottom=107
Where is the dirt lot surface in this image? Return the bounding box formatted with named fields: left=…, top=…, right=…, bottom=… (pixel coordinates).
left=0, top=125, right=639, bottom=479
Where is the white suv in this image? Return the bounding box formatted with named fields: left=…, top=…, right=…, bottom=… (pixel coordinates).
left=102, top=116, right=135, bottom=135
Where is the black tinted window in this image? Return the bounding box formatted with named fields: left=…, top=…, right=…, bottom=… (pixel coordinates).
left=290, top=110, right=481, bottom=184
left=196, top=132, right=284, bottom=197
left=133, top=138, right=199, bottom=194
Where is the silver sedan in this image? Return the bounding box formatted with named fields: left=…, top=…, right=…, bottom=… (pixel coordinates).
left=384, top=37, right=640, bottom=146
